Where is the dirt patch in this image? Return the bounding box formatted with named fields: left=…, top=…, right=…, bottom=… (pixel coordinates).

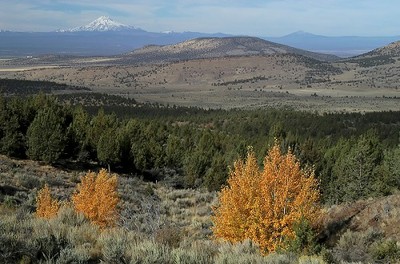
left=320, top=194, right=400, bottom=246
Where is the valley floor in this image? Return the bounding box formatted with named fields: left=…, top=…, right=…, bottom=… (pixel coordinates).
left=1, top=54, right=400, bottom=112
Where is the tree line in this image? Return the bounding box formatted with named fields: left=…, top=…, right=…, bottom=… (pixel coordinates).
left=0, top=93, right=399, bottom=203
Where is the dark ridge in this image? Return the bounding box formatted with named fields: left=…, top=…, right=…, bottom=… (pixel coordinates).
left=0, top=78, right=91, bottom=95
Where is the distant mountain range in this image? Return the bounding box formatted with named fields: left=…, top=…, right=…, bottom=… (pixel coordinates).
left=0, top=30, right=231, bottom=57
left=1, top=17, right=399, bottom=58
left=0, top=17, right=229, bottom=57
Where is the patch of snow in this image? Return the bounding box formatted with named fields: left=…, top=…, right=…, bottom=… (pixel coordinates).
left=60, top=16, right=137, bottom=32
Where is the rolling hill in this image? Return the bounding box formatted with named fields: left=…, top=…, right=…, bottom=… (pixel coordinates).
left=265, top=31, right=400, bottom=57
left=361, top=40, right=400, bottom=57
left=125, top=36, right=340, bottom=63
left=346, top=40, right=400, bottom=65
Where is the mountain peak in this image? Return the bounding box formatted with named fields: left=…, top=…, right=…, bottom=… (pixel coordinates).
left=284, top=31, right=320, bottom=37
left=90, top=16, right=121, bottom=26
left=98, top=15, right=111, bottom=21
left=60, top=16, right=138, bottom=32
left=293, top=30, right=308, bottom=35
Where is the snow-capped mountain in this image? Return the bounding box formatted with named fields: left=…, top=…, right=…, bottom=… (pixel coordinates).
left=59, top=16, right=140, bottom=32
left=1, top=17, right=229, bottom=56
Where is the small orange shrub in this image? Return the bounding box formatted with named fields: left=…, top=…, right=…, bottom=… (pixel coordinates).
left=212, top=143, right=320, bottom=253
left=35, top=184, right=60, bottom=219
left=72, top=169, right=119, bottom=228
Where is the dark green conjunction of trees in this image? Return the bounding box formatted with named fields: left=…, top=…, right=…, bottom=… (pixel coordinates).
left=0, top=91, right=399, bottom=203
left=26, top=105, right=67, bottom=163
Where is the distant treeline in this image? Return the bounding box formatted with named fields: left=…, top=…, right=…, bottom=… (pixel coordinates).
left=212, top=75, right=269, bottom=86
left=0, top=78, right=90, bottom=95
left=0, top=91, right=399, bottom=204
left=57, top=92, right=211, bottom=118
left=347, top=55, right=396, bottom=67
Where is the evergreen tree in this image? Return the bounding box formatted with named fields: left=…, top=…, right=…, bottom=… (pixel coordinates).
left=0, top=114, right=25, bottom=157
left=204, top=154, right=228, bottom=191
left=331, top=131, right=384, bottom=202
left=87, top=109, right=118, bottom=159
left=383, top=144, right=400, bottom=192
left=26, top=106, right=67, bottom=163
left=342, top=131, right=383, bottom=201
left=321, top=138, right=353, bottom=204
left=165, top=134, right=184, bottom=168
left=183, top=130, right=219, bottom=187
left=0, top=96, right=36, bottom=157
left=68, top=105, right=90, bottom=161
left=97, top=126, right=120, bottom=171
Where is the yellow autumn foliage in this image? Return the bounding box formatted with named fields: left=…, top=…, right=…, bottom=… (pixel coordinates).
left=212, top=143, right=320, bottom=254
left=35, top=184, right=60, bottom=219
left=72, top=169, right=119, bottom=228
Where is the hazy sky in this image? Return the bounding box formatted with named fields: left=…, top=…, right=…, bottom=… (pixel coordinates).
left=1, top=0, right=399, bottom=36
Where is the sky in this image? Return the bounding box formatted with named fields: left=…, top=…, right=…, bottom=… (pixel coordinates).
left=1, top=0, right=400, bottom=37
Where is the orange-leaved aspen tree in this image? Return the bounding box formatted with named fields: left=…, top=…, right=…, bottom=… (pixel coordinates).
left=72, top=169, right=119, bottom=228
left=212, top=143, right=320, bottom=254
left=35, top=184, right=60, bottom=219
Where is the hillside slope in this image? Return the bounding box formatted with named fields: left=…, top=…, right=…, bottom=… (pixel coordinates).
left=321, top=194, right=400, bottom=247
left=265, top=31, right=400, bottom=57
left=1, top=153, right=399, bottom=258
left=346, top=40, right=400, bottom=66
left=125, top=36, right=339, bottom=63
left=363, top=41, right=400, bottom=57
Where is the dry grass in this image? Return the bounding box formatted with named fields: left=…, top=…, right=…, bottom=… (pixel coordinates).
left=1, top=54, right=400, bottom=112
left=0, top=154, right=215, bottom=243
left=1, top=154, right=400, bottom=262
left=319, top=193, right=400, bottom=248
